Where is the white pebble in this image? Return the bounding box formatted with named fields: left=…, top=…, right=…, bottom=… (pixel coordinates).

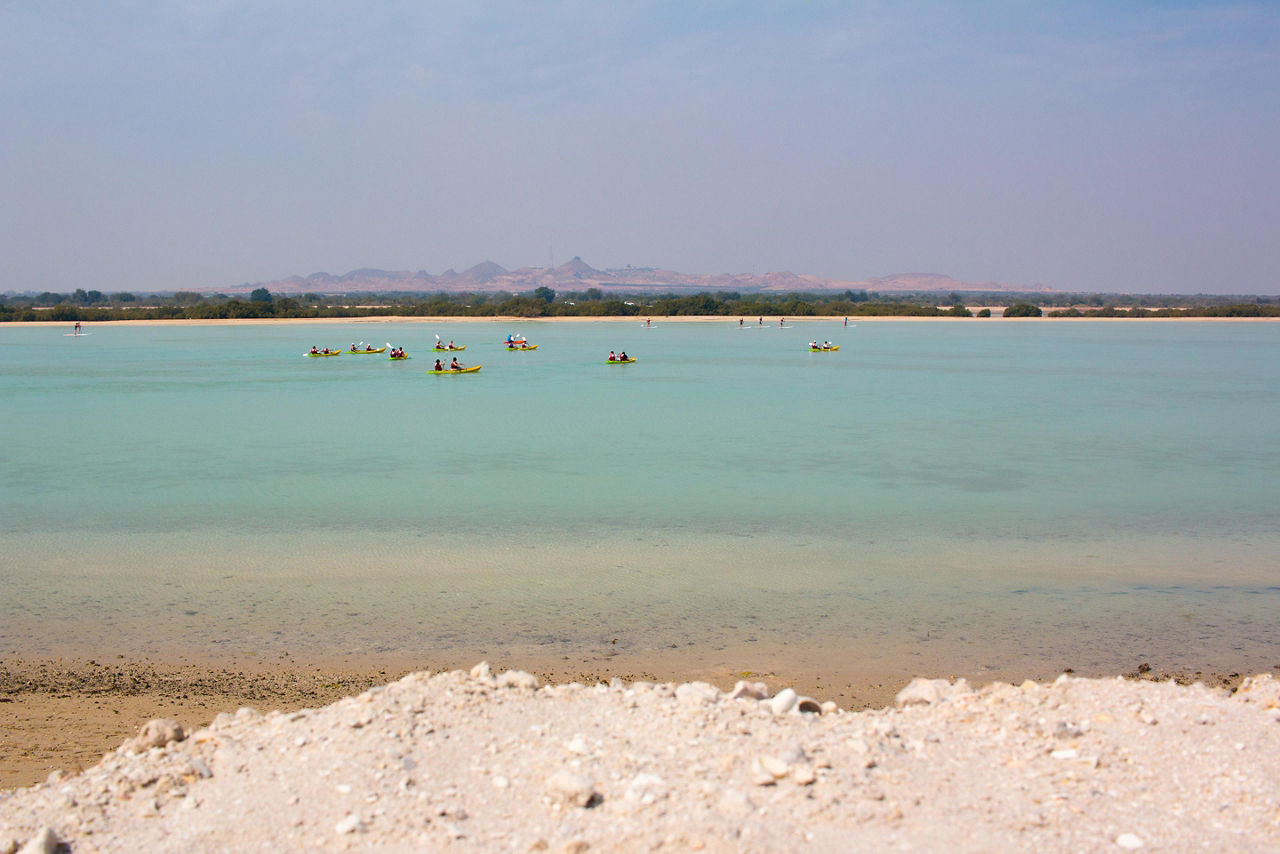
left=17, top=827, right=60, bottom=854
left=546, top=770, right=599, bottom=808
left=334, top=814, right=362, bottom=835
left=895, top=678, right=949, bottom=707
left=676, top=682, right=721, bottom=705
left=770, top=689, right=798, bottom=715
left=1115, top=832, right=1144, bottom=849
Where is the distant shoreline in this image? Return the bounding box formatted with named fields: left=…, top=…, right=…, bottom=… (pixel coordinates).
left=6, top=314, right=1279, bottom=328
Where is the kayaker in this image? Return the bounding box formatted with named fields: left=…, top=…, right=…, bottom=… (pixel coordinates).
left=433, top=359, right=443, bottom=371
left=448, top=341, right=456, bottom=349
left=608, top=351, right=616, bottom=361
left=619, top=351, right=628, bottom=361
left=450, top=357, right=462, bottom=370
left=310, top=346, right=319, bottom=354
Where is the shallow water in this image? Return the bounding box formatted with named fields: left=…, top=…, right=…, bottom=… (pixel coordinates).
left=3, top=320, right=1278, bottom=686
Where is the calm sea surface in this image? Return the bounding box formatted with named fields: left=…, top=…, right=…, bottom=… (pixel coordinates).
left=3, top=320, right=1278, bottom=690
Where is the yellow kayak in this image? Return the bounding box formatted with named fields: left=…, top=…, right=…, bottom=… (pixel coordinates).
left=808, top=346, right=840, bottom=352
left=347, top=347, right=386, bottom=354
left=306, top=349, right=341, bottom=357
left=504, top=344, right=538, bottom=351
left=606, top=358, right=637, bottom=364
left=427, top=365, right=482, bottom=374
left=389, top=355, right=410, bottom=361
left=431, top=346, right=466, bottom=351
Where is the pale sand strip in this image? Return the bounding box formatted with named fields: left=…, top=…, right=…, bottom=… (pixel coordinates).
left=9, top=314, right=1278, bottom=328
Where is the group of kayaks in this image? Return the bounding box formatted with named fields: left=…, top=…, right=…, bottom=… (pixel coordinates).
left=304, top=336, right=632, bottom=375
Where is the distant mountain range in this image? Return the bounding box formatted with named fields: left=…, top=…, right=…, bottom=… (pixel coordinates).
left=235, top=258, right=1051, bottom=296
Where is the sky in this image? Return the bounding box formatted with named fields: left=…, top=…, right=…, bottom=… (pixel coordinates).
left=2, top=1, right=1278, bottom=295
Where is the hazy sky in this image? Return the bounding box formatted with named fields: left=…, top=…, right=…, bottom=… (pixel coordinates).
left=3, top=2, right=1278, bottom=294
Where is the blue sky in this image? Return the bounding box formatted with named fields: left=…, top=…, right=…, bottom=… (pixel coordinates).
left=3, top=1, right=1277, bottom=294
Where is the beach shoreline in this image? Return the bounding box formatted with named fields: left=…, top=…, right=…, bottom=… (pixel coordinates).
left=6, top=313, right=1279, bottom=328
left=0, top=654, right=1255, bottom=791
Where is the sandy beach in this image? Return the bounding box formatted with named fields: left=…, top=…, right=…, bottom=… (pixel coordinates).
left=2, top=664, right=1278, bottom=852
left=0, top=654, right=1255, bottom=793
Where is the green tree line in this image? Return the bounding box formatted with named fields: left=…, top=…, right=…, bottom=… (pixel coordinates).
left=2, top=288, right=1277, bottom=323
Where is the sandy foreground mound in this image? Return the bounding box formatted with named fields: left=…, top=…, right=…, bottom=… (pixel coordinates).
left=2, top=665, right=1279, bottom=853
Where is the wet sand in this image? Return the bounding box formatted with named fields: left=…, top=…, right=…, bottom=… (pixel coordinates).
left=0, top=653, right=1252, bottom=791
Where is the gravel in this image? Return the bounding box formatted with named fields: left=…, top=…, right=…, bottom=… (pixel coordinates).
left=2, top=664, right=1278, bottom=852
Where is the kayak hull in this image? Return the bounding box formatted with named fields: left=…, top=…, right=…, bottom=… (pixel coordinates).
left=427, top=366, right=482, bottom=374
left=504, top=345, right=538, bottom=351
left=606, top=358, right=637, bottom=364
left=808, top=346, right=840, bottom=352
left=306, top=351, right=341, bottom=357
left=431, top=346, right=466, bottom=351
left=347, top=347, right=387, bottom=354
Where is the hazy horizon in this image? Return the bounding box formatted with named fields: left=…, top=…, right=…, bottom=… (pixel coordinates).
left=3, top=2, right=1278, bottom=295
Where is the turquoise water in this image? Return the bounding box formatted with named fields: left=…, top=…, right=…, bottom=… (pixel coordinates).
left=3, top=320, right=1278, bottom=688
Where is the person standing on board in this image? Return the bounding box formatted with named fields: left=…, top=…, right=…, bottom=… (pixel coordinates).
left=73, top=321, right=82, bottom=335
left=739, top=318, right=744, bottom=327
left=844, top=316, right=848, bottom=327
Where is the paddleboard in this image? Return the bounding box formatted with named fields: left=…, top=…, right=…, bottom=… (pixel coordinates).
left=64, top=332, right=92, bottom=337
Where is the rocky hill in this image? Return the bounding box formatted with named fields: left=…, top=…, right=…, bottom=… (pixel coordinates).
left=230, top=258, right=1049, bottom=296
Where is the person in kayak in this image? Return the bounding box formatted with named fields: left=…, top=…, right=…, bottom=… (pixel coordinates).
left=450, top=357, right=462, bottom=370
left=608, top=351, right=616, bottom=361
left=619, top=351, right=628, bottom=361
left=433, top=359, right=444, bottom=371
left=311, top=346, right=319, bottom=354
